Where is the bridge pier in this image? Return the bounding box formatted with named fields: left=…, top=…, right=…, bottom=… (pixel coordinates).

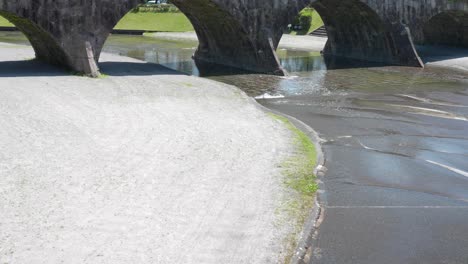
left=172, top=0, right=287, bottom=76
left=312, top=0, right=423, bottom=68
left=0, top=10, right=72, bottom=71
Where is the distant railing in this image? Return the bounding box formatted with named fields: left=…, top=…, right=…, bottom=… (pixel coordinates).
left=131, top=4, right=180, bottom=13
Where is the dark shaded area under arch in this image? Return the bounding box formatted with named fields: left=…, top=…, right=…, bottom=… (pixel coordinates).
left=423, top=11, right=468, bottom=48
left=310, top=0, right=404, bottom=66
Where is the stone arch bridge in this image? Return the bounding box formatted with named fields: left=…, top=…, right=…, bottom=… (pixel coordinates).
left=0, top=0, right=467, bottom=76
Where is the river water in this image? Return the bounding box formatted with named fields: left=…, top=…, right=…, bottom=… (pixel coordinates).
left=2, top=32, right=468, bottom=263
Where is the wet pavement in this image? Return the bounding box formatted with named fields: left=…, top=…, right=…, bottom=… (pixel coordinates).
left=2, top=32, right=468, bottom=263
left=257, top=69, right=468, bottom=263
left=213, top=61, right=468, bottom=263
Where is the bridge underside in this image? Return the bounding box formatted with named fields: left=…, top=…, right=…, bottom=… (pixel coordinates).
left=0, top=10, right=70, bottom=70
left=311, top=0, right=423, bottom=68
left=0, top=0, right=467, bottom=76
left=172, top=0, right=285, bottom=76
left=423, top=11, right=468, bottom=48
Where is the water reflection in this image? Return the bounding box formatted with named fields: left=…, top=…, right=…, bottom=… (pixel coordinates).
left=277, top=50, right=327, bottom=72
left=104, top=35, right=200, bottom=76
left=101, top=34, right=468, bottom=96
left=103, top=35, right=331, bottom=77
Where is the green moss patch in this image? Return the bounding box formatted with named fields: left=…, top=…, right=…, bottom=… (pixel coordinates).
left=269, top=113, right=318, bottom=263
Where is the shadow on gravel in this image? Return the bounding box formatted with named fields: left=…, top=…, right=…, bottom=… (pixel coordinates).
left=0, top=60, right=186, bottom=77
left=99, top=61, right=183, bottom=76
left=0, top=59, right=67, bottom=77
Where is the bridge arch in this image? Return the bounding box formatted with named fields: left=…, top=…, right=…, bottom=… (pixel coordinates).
left=423, top=10, right=468, bottom=48
left=308, top=0, right=408, bottom=66
left=276, top=0, right=423, bottom=69
left=312, top=0, right=391, bottom=63
left=0, top=0, right=432, bottom=76
left=0, top=10, right=70, bottom=68
left=96, top=0, right=281, bottom=76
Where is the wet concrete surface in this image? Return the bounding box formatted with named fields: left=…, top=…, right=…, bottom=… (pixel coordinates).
left=257, top=67, right=468, bottom=264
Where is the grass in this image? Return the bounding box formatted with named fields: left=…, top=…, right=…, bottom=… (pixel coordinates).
left=1, top=12, right=193, bottom=32
left=0, top=16, right=13, bottom=27
left=289, top=8, right=324, bottom=35
left=271, top=113, right=318, bottom=196
left=114, top=12, right=193, bottom=32
left=269, top=113, right=318, bottom=263
left=1, top=8, right=321, bottom=35
left=305, top=8, right=324, bottom=33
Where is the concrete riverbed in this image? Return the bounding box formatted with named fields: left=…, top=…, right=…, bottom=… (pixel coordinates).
left=0, top=42, right=314, bottom=264
left=1, top=31, right=468, bottom=264
left=101, top=33, right=468, bottom=263
left=98, top=33, right=468, bottom=264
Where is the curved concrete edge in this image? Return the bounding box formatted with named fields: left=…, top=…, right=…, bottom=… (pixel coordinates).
left=250, top=101, right=327, bottom=264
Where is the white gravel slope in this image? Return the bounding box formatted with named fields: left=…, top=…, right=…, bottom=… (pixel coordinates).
left=0, top=44, right=294, bottom=264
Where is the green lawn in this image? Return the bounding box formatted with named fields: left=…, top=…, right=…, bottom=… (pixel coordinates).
left=0, top=16, right=13, bottom=27
left=289, top=8, right=324, bottom=35
left=1, top=9, right=322, bottom=34
left=114, top=12, right=193, bottom=32
left=0, top=13, right=193, bottom=32
left=306, top=8, right=324, bottom=32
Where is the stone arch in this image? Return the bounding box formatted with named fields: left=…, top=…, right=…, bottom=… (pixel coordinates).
left=89, top=0, right=143, bottom=63
left=309, top=0, right=404, bottom=65
left=172, top=0, right=282, bottom=75
left=0, top=10, right=70, bottom=68
left=274, top=0, right=423, bottom=69
left=96, top=0, right=282, bottom=75
left=423, top=10, right=468, bottom=48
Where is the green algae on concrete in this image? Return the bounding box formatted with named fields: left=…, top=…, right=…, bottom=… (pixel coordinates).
left=269, top=113, right=318, bottom=264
